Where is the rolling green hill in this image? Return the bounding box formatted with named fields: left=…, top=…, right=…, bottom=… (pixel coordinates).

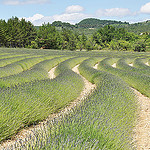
left=76, top=18, right=129, bottom=28
left=75, top=18, right=150, bottom=34
left=125, top=20, right=150, bottom=34
left=34, top=18, right=150, bottom=35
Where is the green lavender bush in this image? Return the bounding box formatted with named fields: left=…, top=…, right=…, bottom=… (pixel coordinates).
left=0, top=57, right=85, bottom=141
left=98, top=58, right=150, bottom=97
left=7, top=57, right=136, bottom=150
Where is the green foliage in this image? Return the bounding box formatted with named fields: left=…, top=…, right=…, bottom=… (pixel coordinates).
left=93, top=25, right=136, bottom=49
left=0, top=56, right=70, bottom=87
left=37, top=23, right=62, bottom=49
left=109, top=40, right=131, bottom=51
left=0, top=56, right=85, bottom=142
left=76, top=33, right=87, bottom=50
left=52, top=21, right=75, bottom=28
left=0, top=56, right=45, bottom=78
left=133, top=58, right=150, bottom=71
left=116, top=58, right=150, bottom=76
left=98, top=58, right=150, bottom=97
left=10, top=55, right=137, bottom=150
left=1, top=17, right=150, bottom=52
left=125, top=21, right=150, bottom=34
left=0, top=17, right=36, bottom=48
left=145, top=38, right=150, bottom=47
left=0, top=48, right=149, bottom=149
left=76, top=18, right=129, bottom=28
left=132, top=39, right=146, bottom=52
left=0, top=55, right=30, bottom=67
left=85, top=39, right=94, bottom=50
left=29, top=41, right=38, bottom=49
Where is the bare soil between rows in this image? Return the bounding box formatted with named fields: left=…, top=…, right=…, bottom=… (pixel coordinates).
left=132, top=88, right=150, bottom=150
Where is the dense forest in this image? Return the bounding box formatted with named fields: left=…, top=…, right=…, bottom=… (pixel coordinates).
left=0, top=17, right=150, bottom=52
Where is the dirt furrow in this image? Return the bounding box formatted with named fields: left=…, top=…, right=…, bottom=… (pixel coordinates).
left=145, top=62, right=149, bottom=66
left=111, top=63, right=116, bottom=68
left=48, top=66, right=57, bottom=79
left=132, top=88, right=150, bottom=150
left=129, top=63, right=133, bottom=66
left=72, top=64, right=96, bottom=98
left=93, top=63, right=98, bottom=69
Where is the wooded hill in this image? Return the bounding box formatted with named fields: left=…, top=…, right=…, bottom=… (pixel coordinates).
left=126, top=20, right=150, bottom=34
left=49, top=18, right=129, bottom=29
left=50, top=18, right=150, bottom=34
left=76, top=18, right=129, bottom=28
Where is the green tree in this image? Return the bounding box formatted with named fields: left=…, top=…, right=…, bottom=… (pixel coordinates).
left=0, top=20, right=7, bottom=47
left=132, top=39, right=146, bottom=52
left=76, top=33, right=87, bottom=51
left=37, top=23, right=61, bottom=49
left=61, top=28, right=78, bottom=50
left=0, top=17, right=36, bottom=48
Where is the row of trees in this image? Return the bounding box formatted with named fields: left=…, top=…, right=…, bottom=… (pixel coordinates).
left=0, top=17, right=36, bottom=48
left=0, top=17, right=150, bottom=51
left=32, top=23, right=88, bottom=50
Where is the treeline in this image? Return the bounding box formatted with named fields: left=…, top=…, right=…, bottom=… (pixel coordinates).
left=0, top=17, right=36, bottom=48
left=0, top=17, right=150, bottom=51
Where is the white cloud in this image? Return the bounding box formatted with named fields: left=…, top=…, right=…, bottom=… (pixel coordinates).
left=3, top=0, right=19, bottom=5
left=25, top=13, right=91, bottom=26
left=20, top=6, right=135, bottom=26
left=22, top=5, right=91, bottom=26
left=53, top=13, right=89, bottom=22
left=97, top=8, right=132, bottom=17
left=65, top=5, right=84, bottom=14
left=32, top=16, right=53, bottom=26
left=140, top=2, right=150, bottom=13
left=22, top=14, right=44, bottom=22
left=3, top=0, right=50, bottom=5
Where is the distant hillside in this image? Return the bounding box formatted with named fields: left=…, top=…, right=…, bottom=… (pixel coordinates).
left=75, top=18, right=150, bottom=34
left=125, top=20, right=150, bottom=34
left=34, top=18, right=150, bottom=35
left=51, top=21, right=75, bottom=28
left=76, top=18, right=129, bottom=28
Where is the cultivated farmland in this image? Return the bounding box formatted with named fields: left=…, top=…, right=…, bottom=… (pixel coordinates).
left=0, top=48, right=150, bottom=150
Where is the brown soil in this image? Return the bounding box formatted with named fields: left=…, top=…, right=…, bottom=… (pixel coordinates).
left=0, top=64, right=96, bottom=149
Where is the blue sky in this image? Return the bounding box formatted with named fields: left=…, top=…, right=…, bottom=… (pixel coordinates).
left=1, top=0, right=150, bottom=25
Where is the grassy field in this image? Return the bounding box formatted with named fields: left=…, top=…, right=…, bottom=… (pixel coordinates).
left=0, top=48, right=150, bottom=149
